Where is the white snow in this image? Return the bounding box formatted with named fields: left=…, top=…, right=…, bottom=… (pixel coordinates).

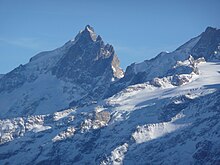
left=53, top=108, right=75, bottom=121
left=25, top=115, right=51, bottom=133
left=108, top=62, right=220, bottom=114
left=132, top=113, right=188, bottom=144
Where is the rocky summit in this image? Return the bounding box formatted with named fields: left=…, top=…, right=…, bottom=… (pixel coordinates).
left=0, top=26, right=220, bottom=165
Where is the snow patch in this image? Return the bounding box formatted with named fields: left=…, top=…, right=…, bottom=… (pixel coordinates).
left=52, top=126, right=75, bottom=142
left=132, top=114, right=188, bottom=144
left=101, top=143, right=128, bottom=165
left=53, top=108, right=75, bottom=121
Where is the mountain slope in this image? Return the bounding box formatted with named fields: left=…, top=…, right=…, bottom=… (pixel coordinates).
left=0, top=61, right=220, bottom=164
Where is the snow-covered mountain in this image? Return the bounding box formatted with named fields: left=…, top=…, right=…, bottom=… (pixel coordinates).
left=0, top=25, right=123, bottom=118
left=105, top=27, right=220, bottom=97
left=0, top=26, right=220, bottom=164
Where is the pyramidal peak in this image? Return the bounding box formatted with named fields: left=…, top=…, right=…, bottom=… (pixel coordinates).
left=72, top=25, right=98, bottom=42
left=53, top=24, right=123, bottom=81
left=84, top=25, right=97, bottom=41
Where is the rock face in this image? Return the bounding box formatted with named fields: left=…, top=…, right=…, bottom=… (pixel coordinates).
left=0, top=25, right=123, bottom=118
left=191, top=27, right=220, bottom=60
left=53, top=25, right=123, bottom=83
left=53, top=25, right=123, bottom=105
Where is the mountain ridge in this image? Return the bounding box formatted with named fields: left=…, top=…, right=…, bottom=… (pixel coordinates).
left=105, top=26, right=220, bottom=98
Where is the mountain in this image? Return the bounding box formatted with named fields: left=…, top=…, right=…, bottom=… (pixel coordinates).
left=105, top=27, right=220, bottom=98
left=0, top=25, right=123, bottom=118
left=0, top=26, right=220, bottom=165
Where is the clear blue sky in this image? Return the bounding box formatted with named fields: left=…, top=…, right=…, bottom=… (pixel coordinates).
left=0, top=0, right=220, bottom=73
